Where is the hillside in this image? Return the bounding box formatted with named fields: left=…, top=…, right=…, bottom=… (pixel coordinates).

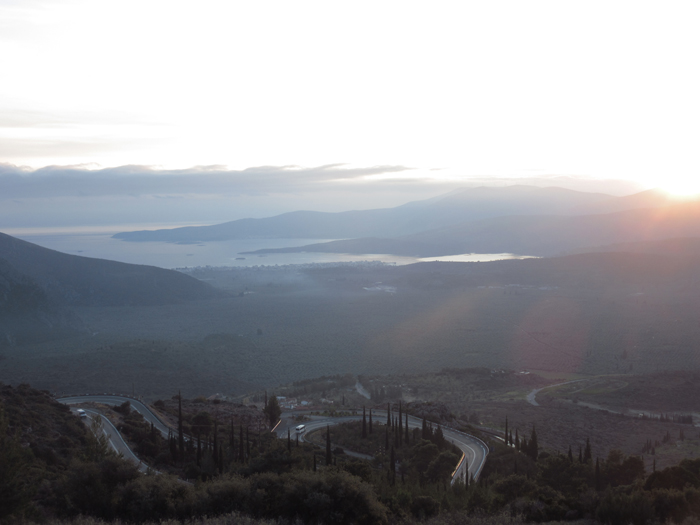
left=566, top=237, right=700, bottom=257
left=246, top=202, right=700, bottom=257
left=0, top=232, right=226, bottom=307
left=112, top=185, right=620, bottom=242
left=0, top=258, right=85, bottom=346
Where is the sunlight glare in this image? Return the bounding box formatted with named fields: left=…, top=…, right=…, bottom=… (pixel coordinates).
left=659, top=178, right=700, bottom=197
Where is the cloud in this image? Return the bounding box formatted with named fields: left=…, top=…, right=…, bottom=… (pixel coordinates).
left=0, top=163, right=414, bottom=200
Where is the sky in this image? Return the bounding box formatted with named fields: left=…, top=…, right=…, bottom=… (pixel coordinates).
left=1, top=0, right=699, bottom=231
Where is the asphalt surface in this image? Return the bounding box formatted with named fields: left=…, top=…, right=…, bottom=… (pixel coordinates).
left=60, top=395, right=172, bottom=436
left=275, top=410, right=488, bottom=483
left=60, top=395, right=489, bottom=483
left=526, top=379, right=588, bottom=406
left=70, top=407, right=151, bottom=472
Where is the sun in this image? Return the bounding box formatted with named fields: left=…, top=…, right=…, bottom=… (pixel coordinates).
left=656, top=178, right=700, bottom=198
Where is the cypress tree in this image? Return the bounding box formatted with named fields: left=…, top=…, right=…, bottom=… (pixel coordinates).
left=394, top=421, right=399, bottom=448
left=579, top=446, right=583, bottom=463
left=218, top=446, right=224, bottom=473
left=177, top=391, right=184, bottom=461
left=313, top=453, right=317, bottom=472
left=653, top=458, right=656, bottom=472
left=529, top=426, right=538, bottom=461
left=287, top=428, right=291, bottom=452
left=568, top=446, right=573, bottom=462
left=515, top=428, right=519, bottom=451
left=584, top=437, right=592, bottom=463
left=405, top=411, right=409, bottom=444
left=505, top=417, right=508, bottom=445
left=422, top=416, right=428, bottom=440
left=229, top=420, right=235, bottom=451
left=436, top=425, right=445, bottom=448
left=369, top=409, right=373, bottom=434
left=398, top=403, right=403, bottom=447
left=387, top=403, right=391, bottom=426
left=296, top=434, right=299, bottom=447
left=362, top=407, right=367, bottom=438
left=246, top=427, right=250, bottom=459
left=239, top=426, right=244, bottom=462
left=168, top=430, right=178, bottom=463
left=213, top=420, right=218, bottom=471
left=390, top=445, right=396, bottom=485
left=595, top=457, right=601, bottom=491
left=326, top=425, right=332, bottom=466
left=196, top=433, right=202, bottom=466
left=385, top=425, right=389, bottom=451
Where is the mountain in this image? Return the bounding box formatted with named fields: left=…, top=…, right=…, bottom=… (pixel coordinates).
left=0, top=232, right=226, bottom=307
left=0, top=257, right=84, bottom=345
left=112, top=185, right=624, bottom=242
left=243, top=201, right=700, bottom=258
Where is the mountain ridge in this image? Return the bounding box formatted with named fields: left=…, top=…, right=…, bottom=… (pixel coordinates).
left=0, top=232, right=226, bottom=307
left=242, top=202, right=700, bottom=258
left=112, top=185, right=627, bottom=243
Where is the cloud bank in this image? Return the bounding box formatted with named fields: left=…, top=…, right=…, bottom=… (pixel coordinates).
left=0, top=163, right=413, bottom=199
left=0, top=163, right=647, bottom=233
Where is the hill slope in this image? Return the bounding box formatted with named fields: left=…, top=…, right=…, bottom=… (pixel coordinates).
left=0, top=232, right=225, bottom=307
left=0, top=257, right=84, bottom=345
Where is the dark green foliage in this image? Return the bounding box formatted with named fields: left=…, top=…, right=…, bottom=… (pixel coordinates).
left=326, top=425, right=332, bottom=466
left=117, top=410, right=163, bottom=461
left=492, top=474, right=536, bottom=501
left=596, top=487, right=655, bottom=525
left=362, top=406, right=367, bottom=438
left=263, top=395, right=281, bottom=428
left=645, top=459, right=700, bottom=491
left=113, top=400, right=131, bottom=416
left=425, top=451, right=460, bottom=483
left=410, top=495, right=440, bottom=519
left=0, top=402, right=33, bottom=520
left=191, top=411, right=213, bottom=437
left=526, top=426, right=538, bottom=461
left=584, top=436, right=592, bottom=464
left=537, top=453, right=592, bottom=495
left=603, top=449, right=645, bottom=488
left=178, top=392, right=184, bottom=461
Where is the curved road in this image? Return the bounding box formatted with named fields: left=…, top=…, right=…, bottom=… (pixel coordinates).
left=527, top=379, right=588, bottom=406
left=60, top=395, right=488, bottom=484
left=59, top=395, right=175, bottom=472
left=275, top=410, right=488, bottom=484
left=68, top=406, right=152, bottom=472
left=60, top=395, right=171, bottom=435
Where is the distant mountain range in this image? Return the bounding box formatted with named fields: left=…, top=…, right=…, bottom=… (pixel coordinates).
left=245, top=202, right=700, bottom=258
left=114, top=185, right=654, bottom=243
left=113, top=184, right=700, bottom=258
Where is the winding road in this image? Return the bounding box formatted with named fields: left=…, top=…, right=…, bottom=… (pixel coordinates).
left=274, top=410, right=488, bottom=484
left=526, top=379, right=588, bottom=406
left=59, top=395, right=488, bottom=484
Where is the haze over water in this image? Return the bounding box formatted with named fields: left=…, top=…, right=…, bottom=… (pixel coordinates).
left=15, top=230, right=532, bottom=269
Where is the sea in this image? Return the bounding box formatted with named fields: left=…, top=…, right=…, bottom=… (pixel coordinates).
left=12, top=228, right=533, bottom=270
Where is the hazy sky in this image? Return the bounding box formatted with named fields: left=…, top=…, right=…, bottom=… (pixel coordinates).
left=1, top=0, right=698, bottom=230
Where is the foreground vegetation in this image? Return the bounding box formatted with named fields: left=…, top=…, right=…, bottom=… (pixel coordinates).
left=6, top=383, right=700, bottom=524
